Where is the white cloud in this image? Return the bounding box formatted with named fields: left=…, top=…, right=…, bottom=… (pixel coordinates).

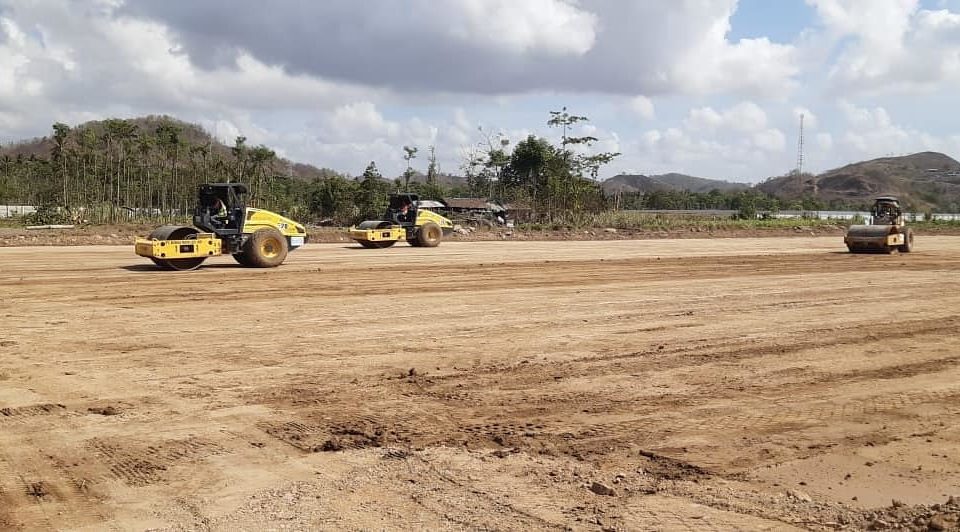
left=725, top=102, right=769, bottom=133
left=753, top=129, right=787, bottom=152
left=321, top=102, right=401, bottom=143
left=672, top=36, right=799, bottom=97
left=808, top=0, right=960, bottom=92
left=0, top=0, right=956, bottom=184
left=685, top=107, right=725, bottom=131
left=120, top=0, right=800, bottom=97
left=685, top=102, right=768, bottom=133
left=628, top=95, right=656, bottom=120
left=443, top=0, right=598, bottom=55
left=808, top=0, right=916, bottom=46
left=816, top=132, right=834, bottom=151
left=834, top=101, right=960, bottom=159
left=631, top=101, right=788, bottom=180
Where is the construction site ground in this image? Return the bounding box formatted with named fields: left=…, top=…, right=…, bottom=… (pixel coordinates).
left=1, top=237, right=959, bottom=531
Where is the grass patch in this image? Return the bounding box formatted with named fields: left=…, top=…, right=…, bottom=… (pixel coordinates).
left=518, top=212, right=850, bottom=231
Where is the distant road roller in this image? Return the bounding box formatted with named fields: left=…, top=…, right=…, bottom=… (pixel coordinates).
left=844, top=196, right=914, bottom=254
left=349, top=193, right=454, bottom=248
left=135, top=183, right=307, bottom=270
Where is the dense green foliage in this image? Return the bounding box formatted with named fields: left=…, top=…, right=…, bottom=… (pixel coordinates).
left=0, top=110, right=845, bottom=226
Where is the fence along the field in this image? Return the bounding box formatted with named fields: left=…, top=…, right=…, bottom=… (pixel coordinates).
left=0, top=204, right=190, bottom=224
left=624, top=209, right=960, bottom=222
left=0, top=205, right=37, bottom=218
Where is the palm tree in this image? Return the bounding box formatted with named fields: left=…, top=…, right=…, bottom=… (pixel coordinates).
left=51, top=122, right=71, bottom=207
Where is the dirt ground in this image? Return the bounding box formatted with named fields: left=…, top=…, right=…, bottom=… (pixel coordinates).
left=1, top=237, right=959, bottom=531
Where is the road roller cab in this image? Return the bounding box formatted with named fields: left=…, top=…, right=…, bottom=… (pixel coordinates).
left=135, top=183, right=307, bottom=270
left=844, top=196, right=914, bottom=254
left=869, top=196, right=904, bottom=226
left=195, top=183, right=247, bottom=234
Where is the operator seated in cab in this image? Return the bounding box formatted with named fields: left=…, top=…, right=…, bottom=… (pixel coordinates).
left=206, top=196, right=231, bottom=228
left=394, top=199, right=414, bottom=224
left=873, top=202, right=898, bottom=224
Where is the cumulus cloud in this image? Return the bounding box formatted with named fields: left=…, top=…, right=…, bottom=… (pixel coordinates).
left=834, top=101, right=960, bottom=157
left=0, top=0, right=957, bottom=182
left=631, top=101, right=789, bottom=180
left=0, top=0, right=375, bottom=135
left=684, top=102, right=769, bottom=133
left=628, top=95, right=656, bottom=120
left=752, top=129, right=787, bottom=152
left=808, top=0, right=960, bottom=92
left=816, top=132, right=834, bottom=151
left=119, top=0, right=800, bottom=97
left=319, top=102, right=401, bottom=144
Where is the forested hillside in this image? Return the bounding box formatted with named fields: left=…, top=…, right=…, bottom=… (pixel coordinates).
left=0, top=109, right=621, bottom=224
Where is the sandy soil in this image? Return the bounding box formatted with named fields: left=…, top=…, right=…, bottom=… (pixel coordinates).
left=1, top=237, right=959, bottom=531
left=0, top=222, right=896, bottom=247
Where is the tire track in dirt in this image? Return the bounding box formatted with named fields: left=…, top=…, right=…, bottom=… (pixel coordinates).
left=403, top=455, right=569, bottom=531
left=0, top=403, right=68, bottom=425
left=245, top=309, right=960, bottom=473
left=86, top=436, right=229, bottom=487
left=0, top=439, right=111, bottom=530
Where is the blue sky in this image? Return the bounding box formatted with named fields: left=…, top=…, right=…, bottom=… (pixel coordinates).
left=0, top=0, right=958, bottom=182
left=729, top=0, right=816, bottom=42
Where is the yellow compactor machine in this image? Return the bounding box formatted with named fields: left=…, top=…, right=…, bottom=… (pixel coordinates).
left=349, top=193, right=454, bottom=248
left=135, top=183, right=307, bottom=270
left=844, top=196, right=914, bottom=254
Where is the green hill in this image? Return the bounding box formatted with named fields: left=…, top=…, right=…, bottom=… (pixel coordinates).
left=602, top=173, right=748, bottom=194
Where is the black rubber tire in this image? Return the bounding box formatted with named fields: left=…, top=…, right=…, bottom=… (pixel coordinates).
left=899, top=229, right=914, bottom=253
left=359, top=240, right=396, bottom=249
left=242, top=227, right=289, bottom=267
left=416, top=222, right=442, bottom=248
left=148, top=225, right=206, bottom=271
left=232, top=252, right=254, bottom=267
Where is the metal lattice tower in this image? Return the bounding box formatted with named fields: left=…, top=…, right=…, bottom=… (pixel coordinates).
left=796, top=113, right=805, bottom=185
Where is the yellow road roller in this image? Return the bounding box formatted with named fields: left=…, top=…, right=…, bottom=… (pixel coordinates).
left=135, top=183, right=307, bottom=270
left=349, top=193, right=454, bottom=248
left=844, top=196, right=914, bottom=254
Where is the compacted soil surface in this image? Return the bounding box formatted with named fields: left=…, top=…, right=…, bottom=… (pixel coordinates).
left=1, top=237, right=958, bottom=530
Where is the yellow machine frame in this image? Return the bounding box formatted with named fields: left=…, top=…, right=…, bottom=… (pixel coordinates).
left=349, top=226, right=408, bottom=243
left=349, top=208, right=454, bottom=248
left=136, top=182, right=308, bottom=270
left=135, top=208, right=306, bottom=261
left=135, top=233, right=221, bottom=259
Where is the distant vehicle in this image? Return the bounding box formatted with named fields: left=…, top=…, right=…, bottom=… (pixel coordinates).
left=348, top=193, right=454, bottom=248
left=844, top=196, right=914, bottom=254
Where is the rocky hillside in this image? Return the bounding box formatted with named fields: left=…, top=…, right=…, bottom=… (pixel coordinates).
left=758, top=152, right=960, bottom=210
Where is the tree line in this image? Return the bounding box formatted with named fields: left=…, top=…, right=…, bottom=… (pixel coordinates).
left=0, top=111, right=812, bottom=225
